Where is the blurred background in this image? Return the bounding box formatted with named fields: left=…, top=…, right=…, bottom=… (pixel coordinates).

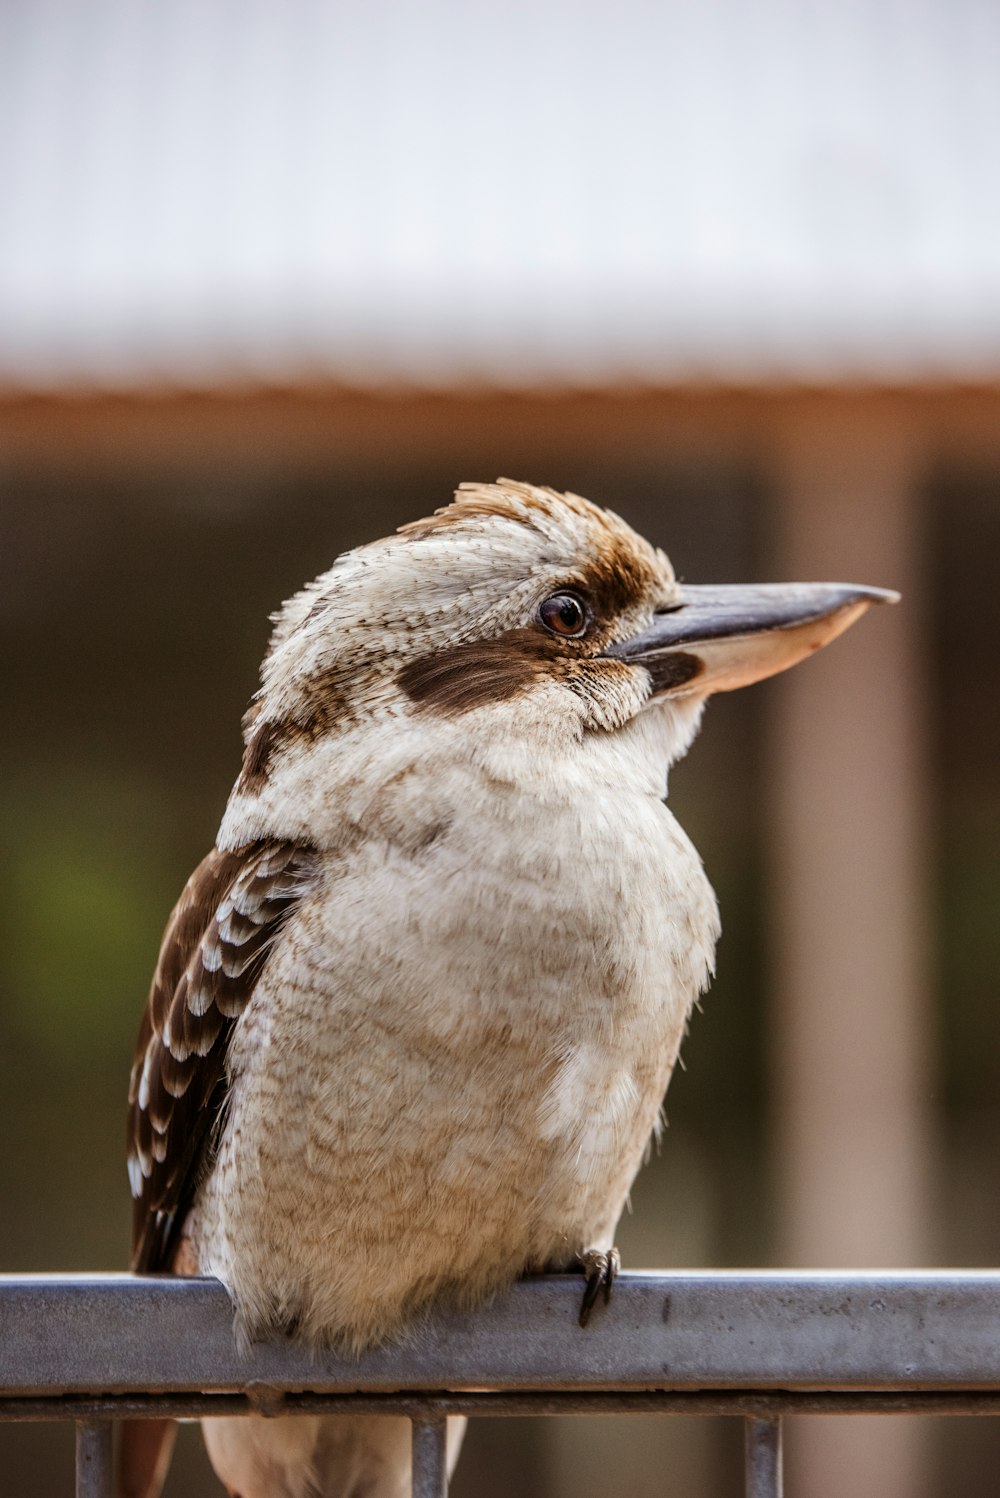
left=1, top=1, right=999, bottom=1494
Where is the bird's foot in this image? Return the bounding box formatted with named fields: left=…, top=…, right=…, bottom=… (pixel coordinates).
left=577, top=1246, right=620, bottom=1327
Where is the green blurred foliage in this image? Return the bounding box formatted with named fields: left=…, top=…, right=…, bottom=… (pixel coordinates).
left=4, top=770, right=175, bottom=1065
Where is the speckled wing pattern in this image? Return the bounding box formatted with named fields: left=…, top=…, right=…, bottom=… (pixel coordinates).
left=127, top=839, right=319, bottom=1272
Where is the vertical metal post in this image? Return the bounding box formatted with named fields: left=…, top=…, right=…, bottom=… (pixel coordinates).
left=745, top=1417, right=783, bottom=1498
left=76, top=1420, right=114, bottom=1498
left=411, top=1414, right=448, bottom=1498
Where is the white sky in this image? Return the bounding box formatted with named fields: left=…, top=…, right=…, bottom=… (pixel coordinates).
left=1, top=0, right=999, bottom=387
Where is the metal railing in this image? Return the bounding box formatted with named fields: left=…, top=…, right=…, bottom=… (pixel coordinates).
left=4, top=1271, right=1000, bottom=1496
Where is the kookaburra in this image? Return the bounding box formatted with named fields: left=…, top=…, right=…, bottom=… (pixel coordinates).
left=124, top=480, right=895, bottom=1498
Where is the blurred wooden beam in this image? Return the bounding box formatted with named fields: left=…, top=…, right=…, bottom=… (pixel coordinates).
left=0, top=385, right=997, bottom=476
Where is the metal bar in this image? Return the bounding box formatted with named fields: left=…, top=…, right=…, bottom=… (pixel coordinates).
left=75, top=1420, right=113, bottom=1498
left=6, top=1272, right=1000, bottom=1396
left=745, top=1417, right=782, bottom=1498
left=8, top=1389, right=1000, bottom=1425
left=411, top=1415, right=447, bottom=1498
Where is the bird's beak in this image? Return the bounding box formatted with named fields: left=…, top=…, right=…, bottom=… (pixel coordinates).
left=601, top=582, right=900, bottom=697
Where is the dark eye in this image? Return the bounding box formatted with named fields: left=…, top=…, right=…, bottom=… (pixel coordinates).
left=539, top=591, right=588, bottom=638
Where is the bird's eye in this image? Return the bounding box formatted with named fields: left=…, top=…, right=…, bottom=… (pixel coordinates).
left=539, top=591, right=588, bottom=638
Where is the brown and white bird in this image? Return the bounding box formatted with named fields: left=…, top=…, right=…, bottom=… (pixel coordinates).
left=124, top=479, right=895, bottom=1498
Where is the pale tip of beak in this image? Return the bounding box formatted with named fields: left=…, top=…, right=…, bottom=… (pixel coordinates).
left=856, top=585, right=901, bottom=607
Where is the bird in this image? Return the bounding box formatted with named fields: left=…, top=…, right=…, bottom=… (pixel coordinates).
left=122, top=479, right=896, bottom=1498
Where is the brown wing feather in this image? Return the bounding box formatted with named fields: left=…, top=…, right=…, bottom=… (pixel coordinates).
left=127, top=839, right=319, bottom=1272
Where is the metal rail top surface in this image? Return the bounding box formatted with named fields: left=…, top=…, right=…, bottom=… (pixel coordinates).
left=3, top=1271, right=1000, bottom=1399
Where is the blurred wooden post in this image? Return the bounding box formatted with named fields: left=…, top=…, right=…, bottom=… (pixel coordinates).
left=768, top=400, right=932, bottom=1498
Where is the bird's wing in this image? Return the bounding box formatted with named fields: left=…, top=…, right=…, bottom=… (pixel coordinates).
left=127, top=838, right=319, bottom=1272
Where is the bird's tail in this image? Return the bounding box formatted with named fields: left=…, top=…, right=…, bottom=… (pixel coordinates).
left=118, top=1418, right=177, bottom=1498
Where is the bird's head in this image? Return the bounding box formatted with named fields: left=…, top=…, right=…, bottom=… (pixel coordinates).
left=222, top=479, right=896, bottom=842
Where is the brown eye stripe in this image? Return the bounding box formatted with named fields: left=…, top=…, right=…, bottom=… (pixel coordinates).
left=398, top=541, right=665, bottom=720
left=398, top=629, right=565, bottom=715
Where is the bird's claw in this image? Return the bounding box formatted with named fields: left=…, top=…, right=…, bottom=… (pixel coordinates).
left=578, top=1246, right=620, bottom=1327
